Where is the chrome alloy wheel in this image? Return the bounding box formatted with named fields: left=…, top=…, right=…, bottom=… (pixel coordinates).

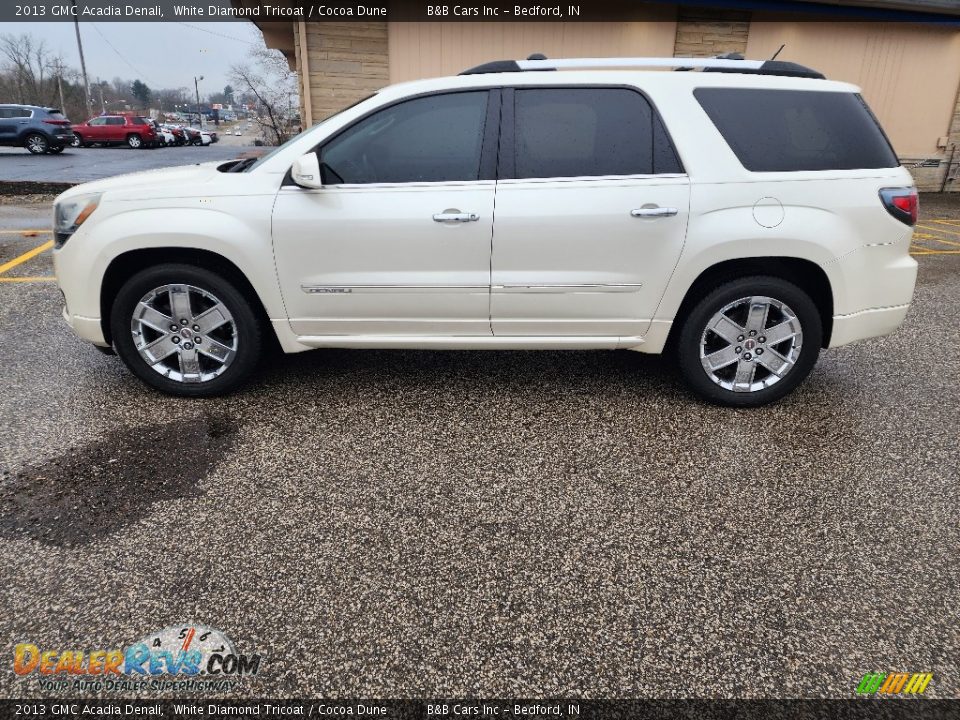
left=26, top=135, right=48, bottom=153
left=699, top=295, right=803, bottom=393
left=130, top=284, right=237, bottom=383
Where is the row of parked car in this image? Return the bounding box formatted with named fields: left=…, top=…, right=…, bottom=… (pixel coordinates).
left=0, top=103, right=218, bottom=154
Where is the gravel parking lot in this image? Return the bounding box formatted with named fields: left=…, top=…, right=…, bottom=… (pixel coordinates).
left=0, top=195, right=957, bottom=699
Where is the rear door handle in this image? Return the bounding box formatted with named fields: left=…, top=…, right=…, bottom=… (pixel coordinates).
left=433, top=211, right=479, bottom=223
left=631, top=207, right=678, bottom=218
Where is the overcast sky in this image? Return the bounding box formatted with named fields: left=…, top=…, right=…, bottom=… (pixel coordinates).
left=9, top=21, right=265, bottom=97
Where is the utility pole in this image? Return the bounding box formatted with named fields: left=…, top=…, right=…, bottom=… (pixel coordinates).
left=71, top=0, right=93, bottom=120
left=55, top=59, right=66, bottom=112
left=194, top=75, right=204, bottom=129
left=97, top=79, right=105, bottom=113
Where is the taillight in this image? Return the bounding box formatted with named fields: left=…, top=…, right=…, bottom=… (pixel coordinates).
left=43, top=119, right=71, bottom=126
left=879, top=187, right=918, bottom=226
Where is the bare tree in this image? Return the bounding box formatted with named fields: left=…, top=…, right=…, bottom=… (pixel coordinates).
left=229, top=39, right=298, bottom=145
left=0, top=33, right=56, bottom=105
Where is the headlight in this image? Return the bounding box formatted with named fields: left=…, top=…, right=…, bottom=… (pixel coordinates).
left=54, top=192, right=101, bottom=247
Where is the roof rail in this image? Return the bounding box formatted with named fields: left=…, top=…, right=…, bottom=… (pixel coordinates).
left=460, top=56, right=825, bottom=80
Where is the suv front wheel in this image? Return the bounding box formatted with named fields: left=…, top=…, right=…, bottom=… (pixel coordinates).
left=110, top=264, right=262, bottom=397
left=676, top=276, right=822, bottom=407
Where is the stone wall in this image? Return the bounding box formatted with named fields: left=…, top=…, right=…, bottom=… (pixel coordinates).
left=300, top=22, right=389, bottom=123
left=673, top=8, right=751, bottom=58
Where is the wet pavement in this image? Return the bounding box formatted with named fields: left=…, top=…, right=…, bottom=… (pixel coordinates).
left=0, top=143, right=254, bottom=183
left=0, top=197, right=957, bottom=699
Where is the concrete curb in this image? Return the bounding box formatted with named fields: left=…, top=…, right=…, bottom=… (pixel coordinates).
left=0, top=181, right=75, bottom=197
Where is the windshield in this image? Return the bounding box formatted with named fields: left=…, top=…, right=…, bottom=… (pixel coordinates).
left=244, top=93, right=377, bottom=172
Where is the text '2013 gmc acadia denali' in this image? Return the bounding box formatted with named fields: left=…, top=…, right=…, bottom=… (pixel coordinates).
left=53, top=56, right=918, bottom=406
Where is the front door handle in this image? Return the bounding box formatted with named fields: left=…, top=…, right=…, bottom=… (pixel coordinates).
left=631, top=207, right=678, bottom=218
left=433, top=210, right=479, bottom=223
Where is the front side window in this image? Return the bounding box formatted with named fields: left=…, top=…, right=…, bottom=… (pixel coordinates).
left=513, top=88, right=681, bottom=179
left=319, top=91, right=488, bottom=184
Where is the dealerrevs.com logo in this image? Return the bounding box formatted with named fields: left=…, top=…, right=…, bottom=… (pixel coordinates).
left=14, top=625, right=262, bottom=693
left=856, top=672, right=933, bottom=696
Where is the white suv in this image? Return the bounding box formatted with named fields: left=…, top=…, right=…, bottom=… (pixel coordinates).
left=53, top=56, right=918, bottom=406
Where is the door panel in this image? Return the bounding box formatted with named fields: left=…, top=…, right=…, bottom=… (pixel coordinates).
left=491, top=85, right=690, bottom=337
left=271, top=89, right=499, bottom=338
left=272, top=183, right=495, bottom=336
left=491, top=177, right=689, bottom=336
left=105, top=117, right=125, bottom=142
left=0, top=110, right=15, bottom=143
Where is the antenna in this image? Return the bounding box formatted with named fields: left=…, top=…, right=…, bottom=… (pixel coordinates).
left=771, top=44, right=786, bottom=61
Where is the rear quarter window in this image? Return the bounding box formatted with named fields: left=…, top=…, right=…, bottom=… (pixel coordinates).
left=694, top=88, right=898, bottom=172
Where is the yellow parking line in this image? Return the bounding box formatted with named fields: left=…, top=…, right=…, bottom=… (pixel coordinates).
left=929, top=218, right=960, bottom=227
left=916, top=234, right=960, bottom=248
left=0, top=229, right=51, bottom=235
left=0, top=240, right=54, bottom=275
left=0, top=276, right=56, bottom=283
left=911, top=249, right=960, bottom=255
left=917, top=224, right=960, bottom=238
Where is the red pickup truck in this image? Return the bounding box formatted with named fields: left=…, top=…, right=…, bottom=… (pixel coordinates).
left=71, top=114, right=158, bottom=149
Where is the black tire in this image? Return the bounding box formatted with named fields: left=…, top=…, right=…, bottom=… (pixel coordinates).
left=676, top=276, right=822, bottom=407
left=48, top=145, right=65, bottom=154
left=24, top=133, right=49, bottom=154
left=126, top=133, right=143, bottom=149
left=110, top=264, right=263, bottom=397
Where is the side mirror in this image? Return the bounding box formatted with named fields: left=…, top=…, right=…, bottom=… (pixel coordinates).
left=291, top=153, right=323, bottom=189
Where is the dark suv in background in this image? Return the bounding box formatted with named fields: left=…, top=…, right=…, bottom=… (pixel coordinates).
left=0, top=104, right=73, bottom=154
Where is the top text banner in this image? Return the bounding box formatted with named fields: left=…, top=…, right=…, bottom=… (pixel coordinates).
left=6, top=0, right=616, bottom=23
left=5, top=0, right=960, bottom=23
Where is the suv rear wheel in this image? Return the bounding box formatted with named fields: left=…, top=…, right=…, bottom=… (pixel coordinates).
left=25, top=133, right=49, bottom=154
left=110, top=264, right=263, bottom=397
left=126, top=133, right=143, bottom=149
left=676, top=276, right=822, bottom=407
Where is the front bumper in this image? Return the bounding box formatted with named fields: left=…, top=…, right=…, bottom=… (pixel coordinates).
left=61, top=306, right=109, bottom=347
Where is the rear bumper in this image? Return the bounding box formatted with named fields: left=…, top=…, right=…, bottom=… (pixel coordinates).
left=829, top=304, right=910, bottom=348
left=827, top=239, right=917, bottom=347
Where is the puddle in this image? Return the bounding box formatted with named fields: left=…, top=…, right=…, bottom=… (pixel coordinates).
left=0, top=414, right=237, bottom=547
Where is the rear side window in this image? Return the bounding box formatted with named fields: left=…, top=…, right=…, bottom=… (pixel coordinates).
left=106, top=117, right=125, bottom=126
left=694, top=88, right=898, bottom=172
left=513, top=88, right=681, bottom=178
left=1, top=107, right=31, bottom=118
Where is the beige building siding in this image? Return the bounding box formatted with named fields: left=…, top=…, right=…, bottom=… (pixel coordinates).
left=747, top=19, right=960, bottom=158
left=387, top=17, right=677, bottom=83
